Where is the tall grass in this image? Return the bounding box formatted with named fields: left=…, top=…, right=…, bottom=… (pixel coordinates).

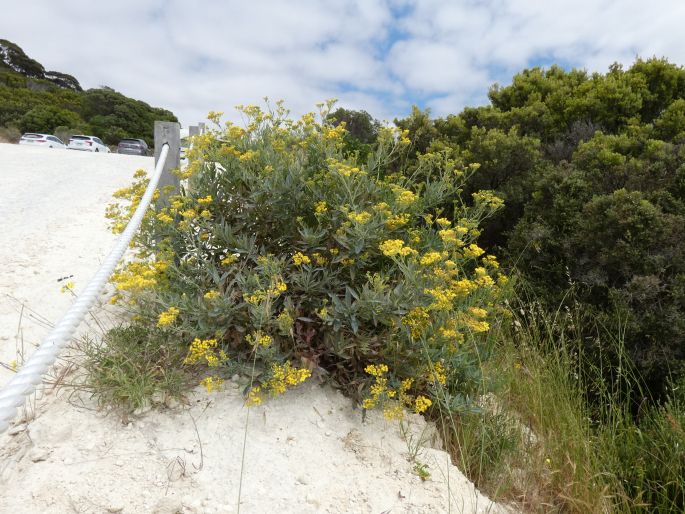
left=441, top=296, right=685, bottom=513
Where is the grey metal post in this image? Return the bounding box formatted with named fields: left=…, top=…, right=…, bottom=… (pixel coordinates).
left=154, top=121, right=181, bottom=205
left=189, top=125, right=199, bottom=137
left=198, top=122, right=206, bottom=134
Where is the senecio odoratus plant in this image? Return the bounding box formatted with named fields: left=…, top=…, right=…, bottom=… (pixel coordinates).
left=106, top=100, right=509, bottom=420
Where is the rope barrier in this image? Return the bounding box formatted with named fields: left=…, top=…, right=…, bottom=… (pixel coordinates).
left=0, top=144, right=170, bottom=434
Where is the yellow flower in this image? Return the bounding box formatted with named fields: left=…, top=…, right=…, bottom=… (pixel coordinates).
left=197, top=195, right=213, bottom=205
left=314, top=201, right=328, bottom=215
left=201, top=376, right=224, bottom=393
left=365, top=363, right=389, bottom=377
left=468, top=307, right=488, bottom=318
left=60, top=281, right=75, bottom=293
left=156, top=212, right=174, bottom=224
left=483, top=254, right=499, bottom=269
left=402, top=307, right=431, bottom=338
left=385, top=214, right=410, bottom=230
left=436, top=217, right=451, bottom=228
left=348, top=211, right=372, bottom=224
left=157, top=306, right=180, bottom=327
left=269, top=281, right=287, bottom=295
left=204, top=290, right=220, bottom=300
left=419, top=251, right=444, bottom=266
left=293, top=252, right=311, bottom=266
left=395, top=189, right=418, bottom=207
left=246, top=386, right=263, bottom=406
left=429, top=362, right=447, bottom=385
left=247, top=332, right=273, bottom=347
left=312, top=252, right=328, bottom=265
left=221, top=254, right=239, bottom=266
left=463, top=244, right=485, bottom=259
left=184, top=338, right=227, bottom=367
left=383, top=403, right=405, bottom=420
left=378, top=239, right=415, bottom=257
left=414, top=395, right=432, bottom=413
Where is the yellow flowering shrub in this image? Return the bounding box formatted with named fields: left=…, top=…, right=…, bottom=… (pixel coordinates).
left=106, top=100, right=508, bottom=418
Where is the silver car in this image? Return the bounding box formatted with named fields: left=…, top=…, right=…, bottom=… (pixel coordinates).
left=117, top=138, right=149, bottom=156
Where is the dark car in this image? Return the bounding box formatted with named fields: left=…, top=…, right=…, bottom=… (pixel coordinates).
left=117, top=138, right=149, bottom=156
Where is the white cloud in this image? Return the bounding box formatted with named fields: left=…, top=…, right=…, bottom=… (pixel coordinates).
left=1, top=0, right=685, bottom=125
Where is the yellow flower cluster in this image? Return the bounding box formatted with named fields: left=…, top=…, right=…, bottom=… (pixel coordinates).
left=244, top=281, right=287, bottom=305
left=239, top=150, right=257, bottom=162
left=276, top=310, right=294, bottom=333
left=424, top=286, right=457, bottom=311
left=388, top=185, right=418, bottom=208
left=112, top=261, right=168, bottom=293
left=347, top=211, right=372, bottom=224
left=314, top=201, right=328, bottom=215
left=329, top=159, right=364, bottom=177
left=201, top=376, right=224, bottom=393
left=157, top=211, right=174, bottom=224
left=204, top=290, right=220, bottom=300
left=247, top=331, right=273, bottom=347
left=482, top=254, right=499, bottom=268
left=439, top=227, right=467, bottom=246
left=414, top=395, right=432, bottom=414
left=246, top=362, right=312, bottom=406
left=157, top=306, right=180, bottom=327
left=428, top=361, right=447, bottom=385
left=184, top=337, right=228, bottom=367
left=293, top=252, right=311, bottom=266
left=379, top=239, right=416, bottom=257
left=472, top=190, right=504, bottom=209
left=419, top=251, right=445, bottom=266
left=362, top=364, right=432, bottom=419
left=221, top=254, right=239, bottom=266
left=463, top=244, right=485, bottom=259
left=365, top=363, right=389, bottom=377
left=385, top=214, right=410, bottom=230
left=402, top=307, right=431, bottom=339
left=197, top=195, right=213, bottom=205
left=372, top=202, right=392, bottom=215
left=312, top=252, right=328, bottom=265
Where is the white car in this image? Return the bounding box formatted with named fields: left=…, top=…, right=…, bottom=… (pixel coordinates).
left=19, top=133, right=67, bottom=149
left=67, top=135, right=110, bottom=153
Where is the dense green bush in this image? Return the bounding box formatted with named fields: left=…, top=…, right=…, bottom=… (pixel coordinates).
left=394, top=58, right=685, bottom=398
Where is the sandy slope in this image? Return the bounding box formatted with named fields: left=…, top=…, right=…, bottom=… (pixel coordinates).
left=0, top=143, right=509, bottom=514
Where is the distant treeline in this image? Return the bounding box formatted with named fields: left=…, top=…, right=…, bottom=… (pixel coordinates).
left=0, top=39, right=176, bottom=145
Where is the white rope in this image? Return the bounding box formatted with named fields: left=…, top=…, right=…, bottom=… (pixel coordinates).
left=0, top=144, right=170, bottom=434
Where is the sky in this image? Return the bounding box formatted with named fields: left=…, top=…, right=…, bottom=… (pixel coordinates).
left=2, top=0, right=685, bottom=127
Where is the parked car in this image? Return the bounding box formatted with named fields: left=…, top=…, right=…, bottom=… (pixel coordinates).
left=117, top=138, right=149, bottom=156
left=19, top=133, right=67, bottom=149
left=67, top=135, right=110, bottom=152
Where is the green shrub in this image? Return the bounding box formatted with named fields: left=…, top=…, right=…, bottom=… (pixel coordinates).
left=106, top=101, right=509, bottom=419
left=393, top=58, right=685, bottom=399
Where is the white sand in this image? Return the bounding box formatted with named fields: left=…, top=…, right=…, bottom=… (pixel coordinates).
left=0, top=143, right=509, bottom=513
